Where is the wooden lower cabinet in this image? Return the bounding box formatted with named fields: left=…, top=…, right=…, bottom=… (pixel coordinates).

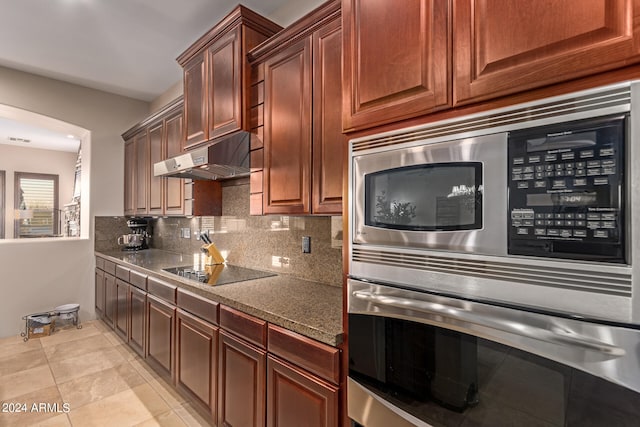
left=103, top=273, right=116, bottom=328
left=115, top=279, right=129, bottom=340
left=146, top=294, right=176, bottom=378
left=95, top=268, right=105, bottom=317
left=129, top=286, right=147, bottom=357
left=267, top=356, right=339, bottom=427
left=176, top=309, right=218, bottom=417
left=218, top=329, right=266, bottom=427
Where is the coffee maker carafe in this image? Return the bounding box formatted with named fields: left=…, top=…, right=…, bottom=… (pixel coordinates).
left=118, top=218, right=150, bottom=251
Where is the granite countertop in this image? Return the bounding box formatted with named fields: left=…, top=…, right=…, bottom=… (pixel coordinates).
left=96, top=249, right=343, bottom=347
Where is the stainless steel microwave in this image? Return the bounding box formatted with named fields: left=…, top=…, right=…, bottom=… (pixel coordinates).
left=348, top=81, right=640, bottom=325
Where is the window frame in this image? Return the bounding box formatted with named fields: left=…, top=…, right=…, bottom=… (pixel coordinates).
left=0, top=170, right=4, bottom=239
left=14, top=171, right=59, bottom=238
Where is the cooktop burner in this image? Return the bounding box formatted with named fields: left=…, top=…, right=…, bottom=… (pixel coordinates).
left=163, top=264, right=276, bottom=286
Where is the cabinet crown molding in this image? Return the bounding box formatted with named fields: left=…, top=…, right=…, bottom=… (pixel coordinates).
left=122, top=96, right=183, bottom=140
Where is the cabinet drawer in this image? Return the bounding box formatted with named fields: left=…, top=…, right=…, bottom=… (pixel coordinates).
left=177, top=288, right=219, bottom=325
left=129, top=270, right=148, bottom=290
left=268, top=324, right=340, bottom=385
left=148, top=276, right=177, bottom=304
left=220, top=305, right=267, bottom=349
left=116, top=265, right=130, bottom=282
left=96, top=257, right=105, bottom=271
left=103, top=260, right=117, bottom=276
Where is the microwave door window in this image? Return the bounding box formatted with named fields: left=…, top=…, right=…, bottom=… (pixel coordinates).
left=365, top=163, right=483, bottom=231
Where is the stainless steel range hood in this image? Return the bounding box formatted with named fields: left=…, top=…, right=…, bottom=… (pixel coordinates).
left=154, top=131, right=250, bottom=180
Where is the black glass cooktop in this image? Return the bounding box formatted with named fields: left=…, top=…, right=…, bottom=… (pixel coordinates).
left=163, top=264, right=276, bottom=286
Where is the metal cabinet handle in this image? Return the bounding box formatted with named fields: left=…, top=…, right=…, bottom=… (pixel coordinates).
left=352, top=290, right=625, bottom=357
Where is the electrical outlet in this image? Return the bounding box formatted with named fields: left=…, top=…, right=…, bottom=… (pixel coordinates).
left=181, top=227, right=191, bottom=238
left=302, top=236, right=311, bottom=253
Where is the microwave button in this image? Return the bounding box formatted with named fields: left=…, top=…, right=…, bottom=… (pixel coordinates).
left=555, top=220, right=564, bottom=226
left=555, top=163, right=564, bottom=170
left=535, top=213, right=545, bottom=219
left=594, top=230, right=609, bottom=238
left=511, top=211, right=523, bottom=219
left=587, top=160, right=601, bottom=168
left=565, top=169, right=575, bottom=176
left=603, top=221, right=616, bottom=229
left=565, top=220, right=575, bottom=226
left=580, top=150, right=595, bottom=158
left=535, top=220, right=546, bottom=226
left=565, top=213, right=575, bottom=219
left=512, top=220, right=522, bottom=227
left=600, top=147, right=615, bottom=156
left=534, top=180, right=546, bottom=188
left=523, top=212, right=535, bottom=219
left=587, top=221, right=601, bottom=229
left=573, top=229, right=587, bottom=238
left=573, top=178, right=588, bottom=186
left=544, top=171, right=555, bottom=178
left=534, top=228, right=546, bottom=236
left=601, top=213, right=616, bottom=221
left=536, top=172, right=545, bottom=179
left=603, top=167, right=616, bottom=175
left=529, top=155, right=541, bottom=163
left=575, top=220, right=586, bottom=227
left=512, top=174, right=523, bottom=181
left=587, top=213, right=601, bottom=220
left=547, top=229, right=560, bottom=236
left=517, top=182, right=529, bottom=189
left=523, top=166, right=535, bottom=173
left=535, top=165, right=545, bottom=172
left=517, top=228, right=529, bottom=235
left=601, top=159, right=615, bottom=167
left=554, top=213, right=564, bottom=219
left=552, top=179, right=566, bottom=188
left=561, top=152, right=575, bottom=160
left=513, top=157, right=525, bottom=165
left=546, top=220, right=555, bottom=226
left=523, top=219, right=534, bottom=226
left=560, top=229, right=572, bottom=238
left=576, top=213, right=586, bottom=220
left=512, top=167, right=523, bottom=174
left=545, top=154, right=558, bottom=162
left=575, top=169, right=586, bottom=177
left=555, top=170, right=565, bottom=177
left=576, top=161, right=586, bottom=168
left=587, top=168, right=601, bottom=176
left=523, top=173, right=534, bottom=180
left=545, top=213, right=555, bottom=219
left=594, top=177, right=609, bottom=185
left=545, top=164, right=555, bottom=171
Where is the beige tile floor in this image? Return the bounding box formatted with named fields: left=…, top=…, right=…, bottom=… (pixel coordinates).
left=0, top=320, right=213, bottom=427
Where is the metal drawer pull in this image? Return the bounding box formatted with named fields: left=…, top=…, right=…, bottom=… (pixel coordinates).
left=352, top=290, right=625, bottom=357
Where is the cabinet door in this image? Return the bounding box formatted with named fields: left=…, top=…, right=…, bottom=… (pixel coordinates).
left=148, top=122, right=164, bottom=215
left=184, top=53, right=208, bottom=149
left=124, top=138, right=136, bottom=215
left=115, top=279, right=129, bottom=340
left=208, top=27, right=242, bottom=140
left=454, top=0, right=640, bottom=105
left=263, top=37, right=312, bottom=215
left=267, top=356, right=339, bottom=427
left=129, top=286, right=147, bottom=357
left=312, top=19, right=345, bottom=214
left=342, top=0, right=451, bottom=131
left=218, top=330, right=266, bottom=427
left=134, top=131, right=149, bottom=214
left=146, top=294, right=176, bottom=378
left=164, top=110, right=185, bottom=215
left=103, top=273, right=116, bottom=328
left=176, top=310, right=218, bottom=417
left=95, top=268, right=105, bottom=317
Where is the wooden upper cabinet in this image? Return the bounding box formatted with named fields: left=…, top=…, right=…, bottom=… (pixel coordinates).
left=148, top=123, right=164, bottom=215
left=312, top=18, right=345, bottom=214
left=208, top=27, right=242, bottom=140
left=454, top=0, right=640, bottom=105
left=263, top=38, right=313, bottom=215
left=183, top=53, right=208, bottom=149
left=342, top=0, right=451, bottom=132
left=164, top=108, right=185, bottom=215
left=124, top=138, right=135, bottom=216
left=178, top=6, right=282, bottom=151
left=134, top=131, right=149, bottom=214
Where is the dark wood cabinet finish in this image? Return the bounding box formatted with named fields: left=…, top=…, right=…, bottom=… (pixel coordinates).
left=129, top=269, right=148, bottom=291
left=218, top=329, right=266, bottom=427
left=312, top=18, right=345, bottom=214
left=147, top=276, right=177, bottom=304
left=129, top=285, right=147, bottom=357
left=148, top=122, right=164, bottom=214
left=164, top=109, right=185, bottom=215
left=95, top=268, right=105, bottom=317
left=342, top=0, right=451, bottom=132
left=124, top=138, right=135, bottom=216
left=219, top=305, right=267, bottom=349
left=115, top=265, right=130, bottom=282
left=134, top=131, right=149, bottom=213
left=176, top=309, right=218, bottom=416
left=103, top=273, right=116, bottom=328
left=178, top=5, right=282, bottom=151
left=146, top=294, right=176, bottom=378
left=177, top=288, right=219, bottom=326
left=262, top=37, right=312, bottom=214
left=454, top=0, right=640, bottom=105
left=267, top=356, right=339, bottom=427
left=115, top=279, right=129, bottom=340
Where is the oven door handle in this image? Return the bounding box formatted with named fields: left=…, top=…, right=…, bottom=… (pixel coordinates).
left=352, top=290, right=626, bottom=357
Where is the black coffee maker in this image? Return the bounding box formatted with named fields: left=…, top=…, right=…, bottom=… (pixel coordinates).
left=118, top=218, right=150, bottom=251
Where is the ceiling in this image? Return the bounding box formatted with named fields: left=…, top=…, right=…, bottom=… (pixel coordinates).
left=0, top=0, right=325, bottom=151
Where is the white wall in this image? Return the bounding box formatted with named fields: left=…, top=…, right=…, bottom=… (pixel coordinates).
left=0, top=65, right=149, bottom=338
left=0, top=145, right=77, bottom=239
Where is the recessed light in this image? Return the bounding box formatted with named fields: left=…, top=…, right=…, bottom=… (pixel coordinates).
left=66, top=134, right=76, bottom=139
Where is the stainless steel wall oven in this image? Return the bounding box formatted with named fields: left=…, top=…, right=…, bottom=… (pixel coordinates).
left=347, top=82, right=640, bottom=426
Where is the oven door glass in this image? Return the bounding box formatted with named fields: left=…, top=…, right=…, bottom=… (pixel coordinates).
left=364, top=163, right=482, bottom=231
left=348, top=279, right=640, bottom=427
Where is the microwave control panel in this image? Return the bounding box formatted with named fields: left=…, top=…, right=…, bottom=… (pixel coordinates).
left=507, top=115, right=626, bottom=263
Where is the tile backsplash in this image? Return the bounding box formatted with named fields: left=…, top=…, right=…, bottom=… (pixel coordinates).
left=95, top=183, right=343, bottom=286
